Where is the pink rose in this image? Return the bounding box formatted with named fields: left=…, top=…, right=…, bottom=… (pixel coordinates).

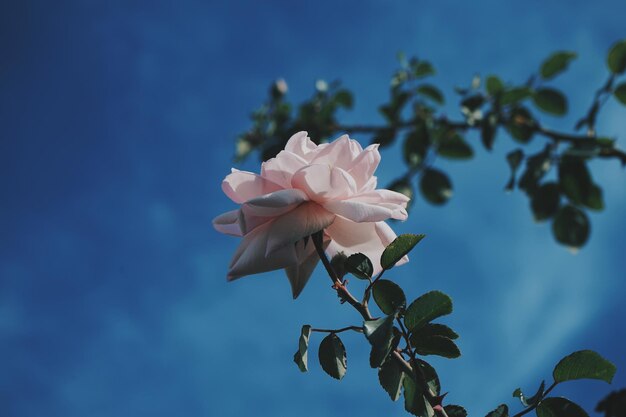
left=213, top=132, right=410, bottom=298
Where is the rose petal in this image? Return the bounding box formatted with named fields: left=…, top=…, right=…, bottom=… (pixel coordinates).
left=291, top=164, right=357, bottom=202
left=260, top=150, right=309, bottom=188
left=323, top=199, right=408, bottom=222
left=213, top=209, right=243, bottom=236
left=346, top=144, right=380, bottom=190
left=222, top=169, right=283, bottom=204
left=284, top=131, right=318, bottom=161
left=242, top=188, right=309, bottom=217
left=285, top=237, right=329, bottom=299
left=310, top=134, right=363, bottom=170
left=266, top=202, right=336, bottom=256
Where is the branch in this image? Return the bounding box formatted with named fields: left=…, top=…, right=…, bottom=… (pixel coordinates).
left=510, top=381, right=558, bottom=417
left=311, top=326, right=363, bottom=334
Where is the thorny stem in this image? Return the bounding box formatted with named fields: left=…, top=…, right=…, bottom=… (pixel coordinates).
left=510, top=381, right=558, bottom=417
left=311, top=326, right=363, bottom=334
left=310, top=230, right=449, bottom=417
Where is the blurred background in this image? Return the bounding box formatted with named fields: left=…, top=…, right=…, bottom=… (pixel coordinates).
left=1, top=1, right=625, bottom=416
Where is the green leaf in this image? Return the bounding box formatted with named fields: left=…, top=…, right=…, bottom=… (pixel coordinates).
left=485, top=404, right=509, bottom=417
left=404, top=290, right=453, bottom=332
left=552, top=205, right=590, bottom=249
left=536, top=397, right=589, bottom=417
left=412, top=60, right=436, bottom=78
left=486, top=75, right=504, bottom=95
left=481, top=111, right=499, bottom=151
left=420, top=169, right=453, bottom=205
left=373, top=279, right=407, bottom=315
left=378, top=357, right=405, bottom=401
left=318, top=333, right=347, bottom=380
left=614, top=82, right=626, bottom=105
left=553, top=350, right=617, bottom=384
left=533, top=88, right=568, bottom=116
left=293, top=325, right=312, bottom=372
left=437, top=132, right=474, bottom=160
left=518, top=145, right=552, bottom=194
left=445, top=405, right=468, bottom=417
left=596, top=390, right=626, bottom=416
left=514, top=381, right=545, bottom=407
left=411, top=323, right=459, bottom=340
left=345, top=253, right=373, bottom=280
left=501, top=87, right=532, bottom=105
left=530, top=182, right=561, bottom=221
left=607, top=39, right=626, bottom=74
left=506, top=149, right=525, bottom=190
left=334, top=89, right=354, bottom=109
left=403, top=124, right=430, bottom=167
left=540, top=51, right=577, bottom=79
left=416, top=84, right=445, bottom=104
left=364, top=315, right=396, bottom=368
left=506, top=107, right=535, bottom=143
left=417, top=359, right=441, bottom=396
left=403, top=376, right=435, bottom=417
left=412, top=335, right=461, bottom=358
left=381, top=234, right=426, bottom=270
left=558, top=156, right=603, bottom=210
left=461, top=94, right=485, bottom=111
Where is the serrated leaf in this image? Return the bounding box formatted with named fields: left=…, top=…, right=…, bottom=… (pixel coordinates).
left=552, top=205, right=590, bottom=249
left=404, top=291, right=453, bottom=332
left=540, top=51, right=577, bottom=79
left=318, top=333, right=347, bottom=380
left=412, top=335, right=461, bottom=358
left=553, top=350, right=616, bottom=384
left=293, top=325, right=312, bottom=372
left=486, top=404, right=509, bottom=417
left=373, top=280, right=407, bottom=315
left=536, top=397, right=589, bottom=417
left=614, top=82, right=626, bottom=105
left=403, top=376, right=435, bottom=417
left=607, top=40, right=626, bottom=74
left=417, top=359, right=441, bottom=396
left=345, top=253, right=373, bottom=280
left=533, top=88, right=568, bottom=116
left=530, top=182, right=561, bottom=221
left=364, top=315, right=396, bottom=368
left=411, top=323, right=459, bottom=341
left=486, top=75, right=504, bottom=95
left=417, top=84, right=445, bottom=104
left=378, top=357, right=405, bottom=401
left=381, top=234, right=425, bottom=270
left=420, top=168, right=453, bottom=205
left=445, top=405, right=468, bottom=417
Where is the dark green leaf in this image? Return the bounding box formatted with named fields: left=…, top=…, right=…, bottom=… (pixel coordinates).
left=364, top=315, right=396, bottom=368
left=607, top=40, right=626, bottom=74
left=403, top=376, right=435, bottom=417
left=318, top=333, right=347, bottom=380
left=553, top=350, right=617, bottom=384
left=375, top=127, right=397, bottom=148
left=404, top=290, right=453, bottom=332
left=558, top=156, right=603, bottom=210
left=506, top=107, right=535, bottom=143
left=417, top=359, right=441, bottom=396
left=485, top=404, right=509, bottom=417
left=378, top=357, right=405, bottom=401
left=505, top=149, right=525, bottom=191
left=501, top=87, right=532, bottom=105
left=420, top=169, right=453, bottom=205
left=412, top=60, right=436, bottom=78
left=417, top=84, right=445, bottom=104
left=614, top=82, right=626, bottom=105
left=536, top=397, right=589, bottom=417
left=461, top=94, right=485, bottom=111
left=533, top=88, right=568, bottom=116
left=486, top=75, right=504, bottom=95
left=437, top=132, right=474, bottom=160
left=403, top=124, right=430, bottom=167
left=518, top=146, right=552, bottom=194
left=540, top=51, right=577, bottom=79
left=293, top=325, right=312, bottom=372
left=514, top=381, right=545, bottom=407
left=481, top=112, right=499, bottom=151
left=411, top=323, right=459, bottom=341
left=596, top=389, right=626, bottom=417
left=345, top=253, right=373, bottom=280
left=373, top=280, right=407, bottom=315
left=388, top=179, right=415, bottom=204
left=445, top=405, right=468, bottom=417
left=334, top=89, right=354, bottom=109
left=381, top=234, right=426, bottom=270
left=412, top=335, right=461, bottom=358
left=531, top=182, right=561, bottom=221
left=552, top=205, right=590, bottom=249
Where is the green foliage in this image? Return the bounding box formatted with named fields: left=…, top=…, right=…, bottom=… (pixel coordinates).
left=404, top=290, right=453, bottom=332
left=553, top=350, right=616, bottom=384
left=506, top=107, right=535, bottom=143
left=552, top=204, right=590, bottom=248
left=533, top=88, right=568, bottom=116
left=420, top=169, right=453, bottom=205
left=485, top=404, right=509, bottom=417
left=437, top=131, right=474, bottom=160
left=403, top=376, right=435, bottom=417
left=373, top=279, right=407, bottom=315
left=536, top=397, right=589, bottom=417
left=481, top=112, right=499, bottom=150
left=505, top=149, right=525, bottom=191
left=293, top=325, right=311, bottom=372
left=404, top=123, right=430, bottom=167
left=501, top=87, right=532, bottom=105
left=558, top=156, right=603, bottom=210
left=513, top=380, right=545, bottom=407
left=364, top=314, right=397, bottom=368
left=417, top=359, right=441, bottom=396
left=378, top=357, right=405, bottom=401
left=607, top=39, right=626, bottom=74
left=540, top=51, right=577, bottom=80
left=486, top=75, right=504, bottom=95
left=445, top=405, right=468, bottom=417
left=417, top=84, right=445, bottom=105
left=530, top=182, right=561, bottom=221
left=345, top=253, right=373, bottom=280
left=411, top=335, right=461, bottom=358
left=596, top=389, right=626, bottom=417
left=412, top=323, right=459, bottom=340
left=614, top=82, right=626, bottom=105
left=318, top=333, right=347, bottom=380
left=381, top=233, right=426, bottom=270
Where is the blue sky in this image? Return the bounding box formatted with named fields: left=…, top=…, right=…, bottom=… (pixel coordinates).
left=1, top=1, right=625, bottom=416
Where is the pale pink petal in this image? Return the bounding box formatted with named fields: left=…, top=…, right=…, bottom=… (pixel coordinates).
left=222, top=169, right=283, bottom=204
left=241, top=189, right=308, bottom=217
left=325, top=217, right=406, bottom=274
left=347, top=144, right=381, bottom=190
left=291, top=164, right=357, bottom=202
left=285, top=237, right=329, bottom=299
left=266, top=202, right=336, bottom=256
left=310, top=134, right=363, bottom=170
left=284, top=131, right=318, bottom=161
left=212, top=210, right=243, bottom=236
left=227, top=221, right=297, bottom=280
left=323, top=199, right=408, bottom=222
left=260, top=150, right=309, bottom=188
